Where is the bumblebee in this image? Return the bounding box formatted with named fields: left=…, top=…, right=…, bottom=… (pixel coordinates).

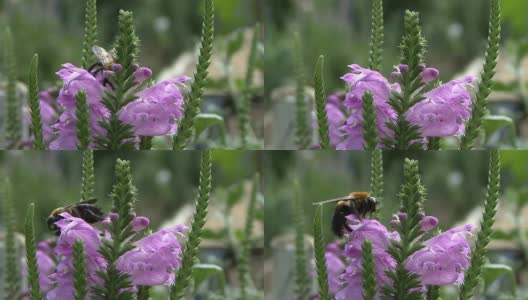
left=47, top=199, right=105, bottom=236
left=88, top=46, right=117, bottom=88
left=313, top=192, right=377, bottom=237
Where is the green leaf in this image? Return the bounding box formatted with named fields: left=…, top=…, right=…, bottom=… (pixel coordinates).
left=482, top=264, right=516, bottom=295
left=192, top=264, right=225, bottom=294
left=194, top=113, right=224, bottom=139
left=482, top=115, right=516, bottom=146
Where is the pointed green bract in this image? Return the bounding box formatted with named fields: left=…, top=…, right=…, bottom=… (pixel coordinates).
left=73, top=240, right=88, bottom=300
left=4, top=27, right=21, bottom=149
left=82, top=0, right=98, bottom=69
left=28, top=54, right=45, bottom=150
left=93, top=159, right=137, bottom=298
left=384, top=11, right=427, bottom=150
left=362, top=92, right=377, bottom=150
left=173, top=0, right=215, bottom=150
left=293, top=181, right=310, bottom=299
left=24, top=203, right=43, bottom=300
left=361, top=240, right=377, bottom=300
left=170, top=151, right=212, bottom=299
left=139, top=136, right=153, bottom=150
left=3, top=179, right=21, bottom=298
left=314, top=55, right=330, bottom=149
left=460, top=0, right=501, bottom=150
left=97, top=10, right=139, bottom=150
left=239, top=173, right=259, bottom=299
left=427, top=137, right=442, bottom=150
left=239, top=23, right=260, bottom=149
left=459, top=151, right=501, bottom=299
left=370, top=150, right=383, bottom=219
left=313, top=205, right=331, bottom=300
left=383, top=159, right=424, bottom=299
left=294, top=33, right=310, bottom=149
left=137, top=286, right=151, bottom=300
left=368, top=0, right=384, bottom=72
left=426, top=286, right=440, bottom=300
left=81, top=150, right=95, bottom=201
left=76, top=90, right=91, bottom=150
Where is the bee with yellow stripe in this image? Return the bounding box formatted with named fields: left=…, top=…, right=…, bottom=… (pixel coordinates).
left=313, top=192, right=377, bottom=237
left=47, top=199, right=105, bottom=236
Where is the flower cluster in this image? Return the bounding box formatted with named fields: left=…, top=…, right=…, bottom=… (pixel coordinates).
left=30, top=213, right=186, bottom=299
left=326, top=64, right=476, bottom=150
left=30, top=63, right=189, bottom=150
left=327, top=215, right=473, bottom=299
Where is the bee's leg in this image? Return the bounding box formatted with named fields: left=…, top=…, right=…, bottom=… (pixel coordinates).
left=87, top=62, right=102, bottom=73
left=102, top=77, right=114, bottom=89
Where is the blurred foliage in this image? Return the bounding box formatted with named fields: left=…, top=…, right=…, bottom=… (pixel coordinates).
left=0, top=0, right=257, bottom=85
left=0, top=151, right=258, bottom=242
left=265, top=0, right=528, bottom=97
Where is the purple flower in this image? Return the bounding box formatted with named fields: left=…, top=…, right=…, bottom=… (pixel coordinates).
left=323, top=64, right=475, bottom=149
left=407, top=76, right=475, bottom=137
left=119, top=76, right=190, bottom=136
left=335, top=216, right=474, bottom=299
left=47, top=63, right=189, bottom=149
left=116, top=225, right=187, bottom=285
left=406, top=225, right=474, bottom=285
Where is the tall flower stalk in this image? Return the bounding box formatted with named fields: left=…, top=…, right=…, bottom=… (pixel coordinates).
left=293, top=181, right=310, bottom=299
left=370, top=150, right=383, bottom=219
left=384, top=11, right=427, bottom=150
left=81, top=0, right=98, bottom=69
left=97, top=11, right=140, bottom=150
left=4, top=27, right=21, bottom=148
left=313, top=205, right=331, bottom=300
left=170, top=150, right=212, bottom=299
left=24, top=203, right=43, bottom=300
left=239, top=23, right=260, bottom=149
left=28, top=54, right=45, bottom=150
left=314, top=56, right=330, bottom=149
left=361, top=240, right=376, bottom=300
left=239, top=173, right=260, bottom=299
left=173, top=0, right=215, bottom=150
left=81, top=150, right=95, bottom=201
left=3, top=179, right=21, bottom=298
left=368, top=0, right=384, bottom=72
left=460, top=0, right=501, bottom=150
left=459, top=150, right=501, bottom=299
left=384, top=159, right=425, bottom=299
left=93, top=159, right=137, bottom=298
left=294, top=33, right=310, bottom=149
left=73, top=240, right=89, bottom=300
left=75, top=91, right=91, bottom=150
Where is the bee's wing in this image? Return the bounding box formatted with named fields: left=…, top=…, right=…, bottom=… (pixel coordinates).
left=64, top=198, right=98, bottom=209
left=92, top=46, right=106, bottom=59
left=312, top=196, right=354, bottom=205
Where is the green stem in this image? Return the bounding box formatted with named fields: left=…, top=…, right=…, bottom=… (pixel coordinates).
left=76, top=90, right=91, bottom=150
left=81, top=0, right=98, bottom=69
left=313, top=55, right=330, bottom=149
left=239, top=173, right=259, bottom=299
left=293, top=180, right=310, bottom=299
left=313, top=205, right=331, bottom=300
left=362, top=91, right=377, bottom=150
left=25, top=203, right=43, bottom=300
left=460, top=0, right=501, bottom=150
left=239, top=23, right=259, bottom=149
left=361, top=240, right=377, bottom=300
left=73, top=240, right=88, bottom=300
left=170, top=151, right=212, bottom=299
left=459, top=151, right=501, bottom=300
left=173, top=0, right=215, bottom=150
left=368, top=0, right=384, bottom=72
left=28, top=54, right=45, bottom=150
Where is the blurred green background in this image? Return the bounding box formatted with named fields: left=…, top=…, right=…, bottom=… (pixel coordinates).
left=0, top=0, right=260, bottom=85
left=1, top=150, right=260, bottom=241
left=265, top=0, right=525, bottom=94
